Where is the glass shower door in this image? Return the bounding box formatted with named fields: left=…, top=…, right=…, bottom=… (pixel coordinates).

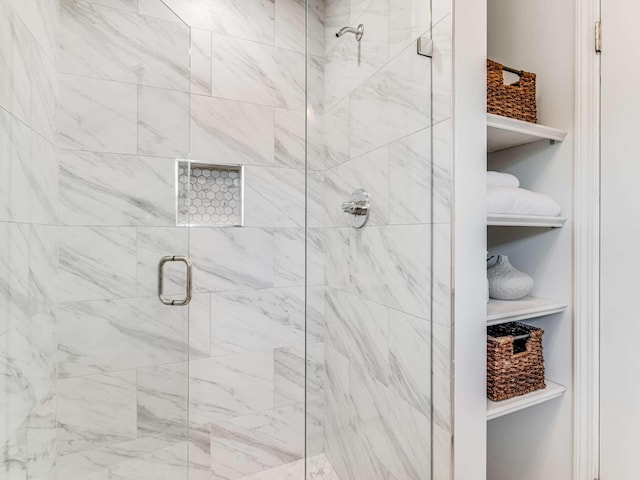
left=55, top=1, right=194, bottom=479
left=306, top=0, right=452, bottom=478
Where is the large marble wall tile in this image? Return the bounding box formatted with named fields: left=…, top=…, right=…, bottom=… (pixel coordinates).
left=432, top=115, right=452, bottom=225
left=209, top=403, right=304, bottom=480
left=108, top=441, right=188, bottom=480
left=190, top=28, right=212, bottom=96
left=274, top=228, right=324, bottom=287
left=27, top=225, right=59, bottom=312
left=60, top=0, right=189, bottom=91
left=138, top=86, right=189, bottom=157
left=2, top=116, right=58, bottom=225
left=189, top=351, right=274, bottom=425
left=325, top=288, right=389, bottom=383
left=244, top=167, right=305, bottom=228
left=307, top=109, right=326, bottom=172
left=162, top=0, right=275, bottom=45
left=56, top=435, right=177, bottom=479
left=189, top=227, right=274, bottom=293
left=350, top=0, right=375, bottom=22
left=349, top=364, right=431, bottom=480
left=389, top=310, right=431, bottom=414
left=27, top=131, right=59, bottom=225
left=307, top=171, right=326, bottom=229
left=138, top=0, right=184, bottom=23
left=56, top=371, right=137, bottom=455
left=388, top=0, right=430, bottom=58
left=307, top=286, right=327, bottom=342
left=0, top=3, right=11, bottom=114
left=135, top=227, right=189, bottom=296
left=0, top=222, right=30, bottom=333
left=210, top=287, right=307, bottom=356
left=324, top=147, right=390, bottom=227
left=324, top=227, right=351, bottom=289
left=9, top=9, right=33, bottom=124
left=56, top=297, right=189, bottom=377
left=86, top=0, right=137, bottom=12
left=7, top=0, right=58, bottom=63
left=324, top=0, right=389, bottom=109
left=324, top=98, right=350, bottom=169
left=29, top=41, right=58, bottom=143
left=432, top=15, right=452, bottom=124
left=388, top=127, right=431, bottom=225
left=190, top=95, right=274, bottom=166
left=274, top=109, right=305, bottom=169
left=350, top=41, right=430, bottom=158
left=432, top=223, right=452, bottom=328
left=432, top=323, right=451, bottom=480
left=25, top=389, right=57, bottom=480
left=274, top=0, right=324, bottom=56
left=274, top=0, right=304, bottom=53
left=308, top=54, right=326, bottom=114
left=0, top=311, right=56, bottom=449
left=432, top=0, right=451, bottom=25
left=188, top=422, right=212, bottom=480
left=210, top=34, right=304, bottom=110
left=58, top=74, right=137, bottom=154
left=274, top=343, right=325, bottom=407
left=59, top=151, right=175, bottom=226
left=137, top=363, right=188, bottom=441
left=56, top=226, right=137, bottom=302
left=350, top=224, right=431, bottom=318
left=188, top=294, right=212, bottom=359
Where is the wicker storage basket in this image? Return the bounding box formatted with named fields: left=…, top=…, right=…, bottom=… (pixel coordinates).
left=487, top=59, right=537, bottom=123
left=487, top=322, right=546, bottom=401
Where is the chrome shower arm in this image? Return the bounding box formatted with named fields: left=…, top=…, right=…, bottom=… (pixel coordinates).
left=336, top=24, right=365, bottom=42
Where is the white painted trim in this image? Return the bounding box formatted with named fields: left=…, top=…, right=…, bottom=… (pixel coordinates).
left=573, top=0, right=601, bottom=478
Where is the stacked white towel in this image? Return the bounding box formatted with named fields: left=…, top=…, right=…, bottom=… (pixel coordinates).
left=487, top=171, right=562, bottom=217
left=487, top=171, right=520, bottom=188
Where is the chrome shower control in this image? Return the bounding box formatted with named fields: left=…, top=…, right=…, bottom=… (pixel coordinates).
left=342, top=189, right=370, bottom=229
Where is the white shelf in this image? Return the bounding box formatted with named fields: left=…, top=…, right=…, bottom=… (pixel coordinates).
left=487, top=296, right=567, bottom=326
left=487, top=380, right=566, bottom=421
left=487, top=214, right=567, bottom=228
left=487, top=114, right=568, bottom=153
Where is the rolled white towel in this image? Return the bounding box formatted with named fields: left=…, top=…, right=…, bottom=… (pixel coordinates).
left=488, top=187, right=562, bottom=217
left=487, top=171, right=520, bottom=188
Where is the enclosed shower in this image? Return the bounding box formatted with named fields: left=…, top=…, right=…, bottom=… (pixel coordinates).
left=0, top=0, right=453, bottom=478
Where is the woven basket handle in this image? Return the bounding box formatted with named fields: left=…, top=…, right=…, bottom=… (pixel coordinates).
left=502, top=65, right=525, bottom=76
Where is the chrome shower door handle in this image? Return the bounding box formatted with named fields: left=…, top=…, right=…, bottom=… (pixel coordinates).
left=158, top=256, right=193, bottom=306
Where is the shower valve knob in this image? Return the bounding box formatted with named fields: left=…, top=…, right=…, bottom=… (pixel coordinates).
left=342, top=189, right=370, bottom=228
left=341, top=200, right=368, bottom=215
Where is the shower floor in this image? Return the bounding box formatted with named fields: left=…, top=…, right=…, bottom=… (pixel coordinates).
left=239, top=454, right=341, bottom=480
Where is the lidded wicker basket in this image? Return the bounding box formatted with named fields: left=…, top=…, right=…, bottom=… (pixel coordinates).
left=487, top=59, right=537, bottom=124
left=487, top=322, right=546, bottom=402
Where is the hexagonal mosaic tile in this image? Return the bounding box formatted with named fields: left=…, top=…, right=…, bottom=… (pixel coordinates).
left=177, top=162, right=242, bottom=226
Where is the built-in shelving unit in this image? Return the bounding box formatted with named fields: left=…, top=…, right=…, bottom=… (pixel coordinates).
left=487, top=213, right=567, bottom=228
left=487, top=380, right=567, bottom=421
left=487, top=296, right=567, bottom=326
left=487, top=114, right=568, bottom=153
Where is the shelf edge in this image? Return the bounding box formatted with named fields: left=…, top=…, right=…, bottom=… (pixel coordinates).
left=487, top=381, right=567, bottom=421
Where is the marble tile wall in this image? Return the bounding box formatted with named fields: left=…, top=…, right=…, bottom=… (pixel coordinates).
left=317, top=1, right=453, bottom=479
left=1, top=0, right=60, bottom=478
left=55, top=0, right=320, bottom=479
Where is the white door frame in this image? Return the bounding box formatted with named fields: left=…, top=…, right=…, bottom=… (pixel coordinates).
left=574, top=0, right=601, bottom=478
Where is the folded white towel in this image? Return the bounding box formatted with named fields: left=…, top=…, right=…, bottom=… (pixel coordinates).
left=487, top=171, right=520, bottom=188
left=488, top=187, right=562, bottom=217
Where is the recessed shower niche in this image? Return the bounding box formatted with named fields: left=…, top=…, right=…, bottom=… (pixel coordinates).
left=176, top=160, right=244, bottom=226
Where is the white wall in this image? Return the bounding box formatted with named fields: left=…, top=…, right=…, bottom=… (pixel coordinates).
left=486, top=0, right=576, bottom=479
left=600, top=1, right=640, bottom=478
left=451, top=0, right=488, bottom=477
